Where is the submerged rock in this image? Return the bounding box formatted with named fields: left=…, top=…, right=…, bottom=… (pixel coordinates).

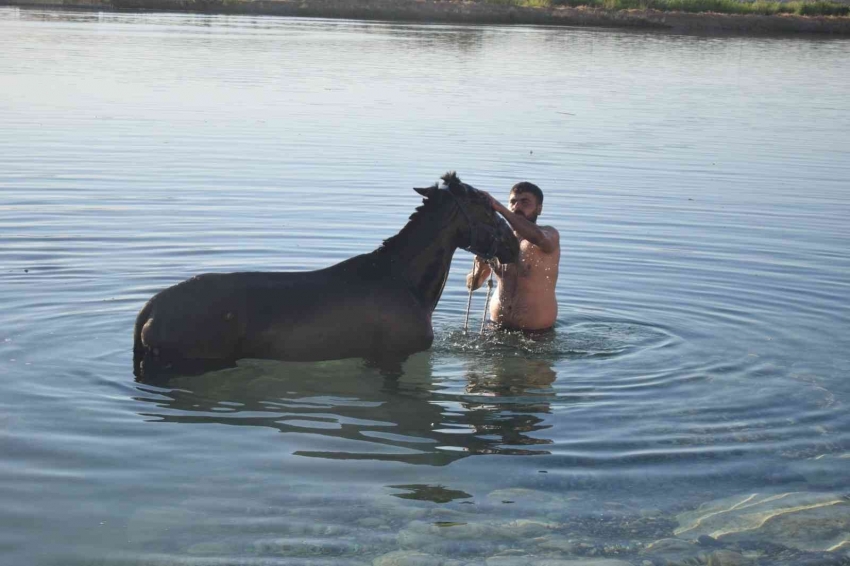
left=494, top=519, right=559, bottom=539
left=252, top=536, right=358, bottom=556
left=642, top=537, right=699, bottom=554
left=787, top=453, right=850, bottom=489
left=485, top=557, right=532, bottom=566
left=373, top=550, right=445, bottom=566
left=484, top=488, right=574, bottom=509
left=358, top=517, right=388, bottom=529
left=536, top=535, right=587, bottom=553
left=639, top=536, right=707, bottom=565
left=698, top=535, right=725, bottom=548
left=705, top=549, right=753, bottom=566
left=397, top=519, right=501, bottom=556
left=533, top=560, right=632, bottom=566
left=674, top=491, right=850, bottom=553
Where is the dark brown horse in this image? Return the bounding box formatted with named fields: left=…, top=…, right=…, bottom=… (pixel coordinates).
left=133, top=172, right=519, bottom=379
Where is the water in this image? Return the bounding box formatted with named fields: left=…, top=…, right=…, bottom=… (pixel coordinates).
left=1, top=7, right=849, bottom=565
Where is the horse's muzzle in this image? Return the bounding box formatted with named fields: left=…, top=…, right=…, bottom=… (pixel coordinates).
left=465, top=218, right=519, bottom=264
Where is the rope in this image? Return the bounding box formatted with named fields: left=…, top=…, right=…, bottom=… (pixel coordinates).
left=463, top=260, right=477, bottom=334
left=480, top=272, right=494, bottom=335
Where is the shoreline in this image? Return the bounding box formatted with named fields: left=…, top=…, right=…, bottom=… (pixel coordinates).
left=3, top=0, right=850, bottom=35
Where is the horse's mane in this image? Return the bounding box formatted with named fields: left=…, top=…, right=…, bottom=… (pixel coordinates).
left=377, top=185, right=440, bottom=254
left=377, top=172, right=462, bottom=255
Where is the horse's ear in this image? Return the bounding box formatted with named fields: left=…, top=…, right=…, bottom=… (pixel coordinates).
left=414, top=185, right=438, bottom=199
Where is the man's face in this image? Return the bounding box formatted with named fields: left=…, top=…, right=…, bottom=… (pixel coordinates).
left=508, top=190, right=542, bottom=223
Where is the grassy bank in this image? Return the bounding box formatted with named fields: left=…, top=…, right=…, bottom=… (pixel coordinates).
left=3, top=0, right=850, bottom=35
left=493, top=0, right=850, bottom=16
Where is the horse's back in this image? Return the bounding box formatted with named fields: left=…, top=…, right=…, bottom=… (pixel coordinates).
left=241, top=278, right=433, bottom=362
left=133, top=264, right=432, bottom=373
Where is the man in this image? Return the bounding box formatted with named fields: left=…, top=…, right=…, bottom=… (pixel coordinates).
left=466, top=181, right=560, bottom=333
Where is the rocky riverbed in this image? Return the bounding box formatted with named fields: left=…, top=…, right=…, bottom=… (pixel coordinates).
left=118, top=486, right=850, bottom=565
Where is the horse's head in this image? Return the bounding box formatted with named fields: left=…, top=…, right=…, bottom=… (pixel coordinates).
left=415, top=172, right=520, bottom=264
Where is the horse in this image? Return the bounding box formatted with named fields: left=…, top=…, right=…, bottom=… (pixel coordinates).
left=133, top=172, right=520, bottom=379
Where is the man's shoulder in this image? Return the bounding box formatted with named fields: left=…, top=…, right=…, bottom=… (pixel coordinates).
left=528, top=225, right=559, bottom=255
left=540, top=225, right=560, bottom=240
left=541, top=226, right=560, bottom=255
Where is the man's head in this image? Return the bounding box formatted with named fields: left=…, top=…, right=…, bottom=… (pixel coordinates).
left=509, top=181, right=543, bottom=223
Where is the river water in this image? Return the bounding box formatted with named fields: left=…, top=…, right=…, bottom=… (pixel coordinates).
left=1, top=7, right=849, bottom=565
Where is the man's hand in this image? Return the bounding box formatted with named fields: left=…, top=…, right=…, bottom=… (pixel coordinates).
left=480, top=190, right=509, bottom=216
left=466, top=256, right=492, bottom=291
left=480, top=189, right=559, bottom=254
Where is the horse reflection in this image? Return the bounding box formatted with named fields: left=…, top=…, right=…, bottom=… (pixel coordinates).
left=134, top=352, right=559, bottom=465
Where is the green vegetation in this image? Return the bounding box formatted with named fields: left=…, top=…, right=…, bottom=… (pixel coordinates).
left=486, top=0, right=850, bottom=16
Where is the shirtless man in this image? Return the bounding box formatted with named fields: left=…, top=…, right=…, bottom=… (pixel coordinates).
left=466, top=182, right=560, bottom=332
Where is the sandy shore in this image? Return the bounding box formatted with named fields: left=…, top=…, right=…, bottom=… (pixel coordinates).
left=3, top=0, right=850, bottom=35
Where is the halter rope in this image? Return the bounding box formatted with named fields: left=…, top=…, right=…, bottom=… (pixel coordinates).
left=445, top=187, right=500, bottom=335
left=463, top=260, right=477, bottom=334
left=480, top=271, right=494, bottom=335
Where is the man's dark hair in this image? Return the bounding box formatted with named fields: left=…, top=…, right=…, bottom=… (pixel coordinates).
left=510, top=181, right=543, bottom=205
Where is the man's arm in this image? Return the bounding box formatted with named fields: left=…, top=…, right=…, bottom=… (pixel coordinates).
left=483, top=192, right=559, bottom=254
left=466, top=256, right=492, bottom=291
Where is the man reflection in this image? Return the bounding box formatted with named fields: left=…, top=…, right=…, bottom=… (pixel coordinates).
left=455, top=356, right=557, bottom=455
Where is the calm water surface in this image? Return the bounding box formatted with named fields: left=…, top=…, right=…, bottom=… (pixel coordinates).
left=1, top=7, right=849, bottom=565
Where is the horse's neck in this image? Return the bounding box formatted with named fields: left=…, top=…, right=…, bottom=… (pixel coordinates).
left=401, top=234, right=458, bottom=311
left=388, top=210, right=461, bottom=311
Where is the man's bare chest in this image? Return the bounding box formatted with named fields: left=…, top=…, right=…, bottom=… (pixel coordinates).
left=517, top=241, right=545, bottom=277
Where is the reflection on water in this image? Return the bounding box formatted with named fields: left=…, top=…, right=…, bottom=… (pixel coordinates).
left=439, top=320, right=677, bottom=359
left=388, top=484, right=473, bottom=503
left=135, top=342, right=565, bottom=464
left=136, top=356, right=458, bottom=465
left=133, top=321, right=682, bottom=466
